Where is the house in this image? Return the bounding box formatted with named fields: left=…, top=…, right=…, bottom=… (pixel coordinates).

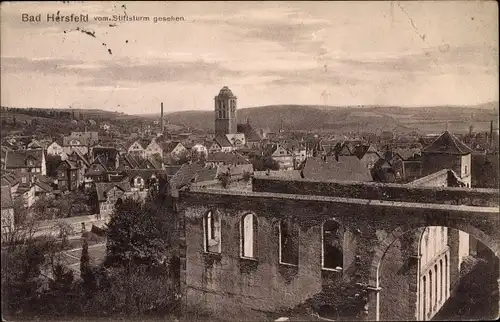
left=27, top=139, right=44, bottom=150
left=117, top=154, right=140, bottom=171
left=145, top=138, right=163, bottom=159
left=168, top=163, right=205, bottom=196
left=1, top=171, right=20, bottom=195
left=84, top=157, right=109, bottom=184
left=127, top=140, right=147, bottom=159
left=191, top=164, right=254, bottom=188
left=421, top=131, right=473, bottom=187
left=264, top=144, right=294, bottom=170
left=32, top=175, right=55, bottom=197
left=95, top=180, right=132, bottom=216
left=55, top=159, right=81, bottom=191
left=91, top=147, right=119, bottom=171
left=16, top=182, right=36, bottom=208
left=138, top=156, right=163, bottom=170
left=100, top=122, right=111, bottom=131
left=4, top=149, right=46, bottom=184
left=301, top=155, right=373, bottom=182
left=210, top=136, right=234, bottom=153
left=237, top=121, right=262, bottom=148
left=124, top=169, right=170, bottom=192
left=206, top=151, right=251, bottom=167
left=62, top=132, right=99, bottom=155
left=351, top=144, right=382, bottom=170
left=191, top=143, right=208, bottom=158
left=162, top=141, right=188, bottom=164
left=1, top=185, right=15, bottom=234
left=46, top=141, right=68, bottom=160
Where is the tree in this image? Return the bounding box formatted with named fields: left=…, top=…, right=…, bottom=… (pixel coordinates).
left=2, top=198, right=37, bottom=245
left=217, top=171, right=231, bottom=189
left=104, top=196, right=178, bottom=316
left=80, top=238, right=96, bottom=294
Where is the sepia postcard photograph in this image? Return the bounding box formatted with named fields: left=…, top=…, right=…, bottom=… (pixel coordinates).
left=0, top=1, right=499, bottom=321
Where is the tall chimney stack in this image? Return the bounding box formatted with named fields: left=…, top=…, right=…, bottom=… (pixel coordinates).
left=490, top=120, right=493, bottom=147
left=161, top=102, right=164, bottom=134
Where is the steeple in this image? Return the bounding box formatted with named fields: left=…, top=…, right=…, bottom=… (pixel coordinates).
left=160, top=102, right=164, bottom=135
left=214, top=86, right=237, bottom=136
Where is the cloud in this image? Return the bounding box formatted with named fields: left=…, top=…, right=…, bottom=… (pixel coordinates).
left=336, top=45, right=498, bottom=76
left=1, top=56, right=243, bottom=87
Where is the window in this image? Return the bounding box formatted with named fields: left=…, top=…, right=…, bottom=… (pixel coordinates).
left=429, top=270, right=433, bottom=314
left=240, top=213, right=258, bottom=258
left=464, top=165, right=468, bottom=175
left=322, top=220, right=343, bottom=270
left=204, top=210, right=221, bottom=253
left=279, top=218, right=299, bottom=265
left=423, top=275, right=427, bottom=319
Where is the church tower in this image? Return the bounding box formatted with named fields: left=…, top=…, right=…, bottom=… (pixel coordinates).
left=214, top=86, right=237, bottom=136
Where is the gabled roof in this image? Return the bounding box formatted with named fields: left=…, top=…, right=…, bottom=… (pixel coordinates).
left=264, top=143, right=292, bottom=156
left=237, top=123, right=261, bottom=142
left=162, top=141, right=184, bottom=154
left=57, top=159, right=79, bottom=170
left=118, top=154, right=140, bottom=169
left=206, top=151, right=250, bottom=165
left=213, top=135, right=233, bottom=148
left=1, top=185, right=13, bottom=209
left=95, top=180, right=131, bottom=202
left=394, top=148, right=421, bottom=161
left=4, top=149, right=44, bottom=168
left=33, top=178, right=54, bottom=193
left=69, top=149, right=90, bottom=167
left=422, top=131, right=473, bottom=155
left=301, top=156, right=372, bottom=182
left=139, top=157, right=162, bottom=170
left=1, top=171, right=20, bottom=187
left=169, top=163, right=204, bottom=190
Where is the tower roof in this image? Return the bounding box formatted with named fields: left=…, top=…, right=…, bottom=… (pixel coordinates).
left=217, top=86, right=236, bottom=98
left=422, top=131, right=473, bottom=155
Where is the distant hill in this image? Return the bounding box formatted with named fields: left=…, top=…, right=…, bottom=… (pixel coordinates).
left=159, top=102, right=499, bottom=134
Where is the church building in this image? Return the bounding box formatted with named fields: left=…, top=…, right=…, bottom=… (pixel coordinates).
left=209, top=86, right=261, bottom=153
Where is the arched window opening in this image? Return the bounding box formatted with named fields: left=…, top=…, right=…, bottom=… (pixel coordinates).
left=439, top=259, right=443, bottom=303
left=445, top=255, right=448, bottom=298
left=204, top=210, right=221, bottom=253
left=429, top=270, right=433, bottom=315
left=279, top=218, right=299, bottom=265
left=322, top=220, right=343, bottom=270
left=241, top=213, right=258, bottom=258
left=423, top=275, right=427, bottom=320
left=434, top=264, right=438, bottom=307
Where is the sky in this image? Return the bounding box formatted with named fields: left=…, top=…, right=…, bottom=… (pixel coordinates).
left=1, top=1, right=498, bottom=114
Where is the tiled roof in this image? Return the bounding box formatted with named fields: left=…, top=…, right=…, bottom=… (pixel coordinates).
left=169, top=163, right=204, bottom=190
left=254, top=170, right=303, bottom=180
left=1, top=185, right=13, bottom=209
left=422, top=131, right=473, bottom=155
left=34, top=178, right=54, bottom=192
left=162, top=141, right=182, bottom=153
left=5, top=149, right=44, bottom=168
left=1, top=172, right=20, bottom=187
left=214, top=135, right=233, bottom=148
left=95, top=180, right=131, bottom=202
left=206, top=151, right=250, bottom=165
left=69, top=149, right=90, bottom=167
left=237, top=123, right=261, bottom=142
left=302, top=156, right=372, bottom=182
left=395, top=148, right=421, bottom=161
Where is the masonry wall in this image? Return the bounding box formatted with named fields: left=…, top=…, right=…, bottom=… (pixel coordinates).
left=182, top=203, right=325, bottom=317
left=252, top=177, right=499, bottom=207
left=422, top=153, right=461, bottom=177
left=178, top=189, right=500, bottom=320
